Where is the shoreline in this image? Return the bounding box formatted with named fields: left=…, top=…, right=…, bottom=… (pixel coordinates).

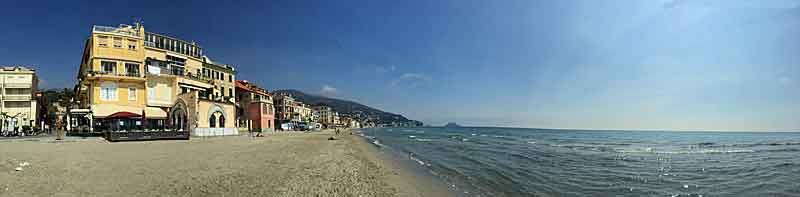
left=350, top=129, right=456, bottom=197
left=0, top=130, right=451, bottom=196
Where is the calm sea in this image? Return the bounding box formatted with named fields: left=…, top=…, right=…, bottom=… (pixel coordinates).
left=359, top=127, right=800, bottom=197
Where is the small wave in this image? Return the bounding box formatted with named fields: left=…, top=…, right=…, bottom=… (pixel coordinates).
left=697, top=141, right=800, bottom=149
left=408, top=135, right=417, bottom=139
left=415, top=138, right=434, bottom=142
left=697, top=142, right=715, bottom=146
left=409, top=153, right=431, bottom=167
left=619, top=149, right=755, bottom=154
left=372, top=140, right=384, bottom=147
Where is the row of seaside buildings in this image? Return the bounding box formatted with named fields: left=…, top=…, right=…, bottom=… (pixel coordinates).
left=2, top=22, right=362, bottom=137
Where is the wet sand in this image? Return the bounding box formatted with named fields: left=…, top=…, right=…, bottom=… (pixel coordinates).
left=0, top=130, right=452, bottom=196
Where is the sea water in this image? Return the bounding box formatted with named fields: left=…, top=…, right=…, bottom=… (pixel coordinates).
left=359, top=127, right=800, bottom=196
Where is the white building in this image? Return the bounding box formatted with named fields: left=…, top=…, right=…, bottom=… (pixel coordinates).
left=0, top=66, right=38, bottom=133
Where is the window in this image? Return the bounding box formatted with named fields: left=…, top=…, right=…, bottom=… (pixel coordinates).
left=209, top=114, right=216, bottom=128
left=228, top=75, right=232, bottom=82
left=128, top=39, right=137, bottom=50
left=219, top=114, right=225, bottom=128
left=98, top=36, right=108, bottom=47
left=129, top=88, right=137, bottom=101
left=148, top=87, right=156, bottom=101
left=113, top=37, right=122, bottom=48
left=101, top=81, right=118, bottom=101
left=229, top=89, right=233, bottom=97
left=101, top=61, right=116, bottom=73
left=221, top=87, right=225, bottom=97
left=125, top=63, right=139, bottom=76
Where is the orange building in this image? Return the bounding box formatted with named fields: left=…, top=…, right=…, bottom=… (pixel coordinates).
left=235, top=80, right=274, bottom=132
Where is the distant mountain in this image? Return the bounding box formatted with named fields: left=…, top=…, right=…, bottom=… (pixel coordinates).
left=273, top=89, right=422, bottom=126
left=444, top=122, right=462, bottom=127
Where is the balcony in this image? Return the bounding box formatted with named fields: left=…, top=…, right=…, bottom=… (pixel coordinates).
left=86, top=70, right=144, bottom=80
left=2, top=83, right=32, bottom=88
left=199, top=94, right=235, bottom=104
left=3, top=95, right=31, bottom=101
left=93, top=25, right=140, bottom=37
left=147, top=65, right=185, bottom=76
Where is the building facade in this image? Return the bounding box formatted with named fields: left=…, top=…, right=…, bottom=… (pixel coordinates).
left=311, top=105, right=338, bottom=128
left=0, top=66, right=38, bottom=133
left=274, top=94, right=297, bottom=123
left=71, top=23, right=237, bottom=136
left=235, top=80, right=274, bottom=132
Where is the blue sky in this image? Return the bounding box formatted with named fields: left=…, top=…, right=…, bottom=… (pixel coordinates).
left=1, top=0, right=799, bottom=131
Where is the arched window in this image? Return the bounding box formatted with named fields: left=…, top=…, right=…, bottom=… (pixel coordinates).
left=219, top=114, right=225, bottom=128
left=209, top=114, right=216, bottom=128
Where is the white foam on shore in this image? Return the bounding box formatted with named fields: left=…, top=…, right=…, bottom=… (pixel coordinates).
left=409, top=154, right=432, bottom=167
left=372, top=140, right=384, bottom=147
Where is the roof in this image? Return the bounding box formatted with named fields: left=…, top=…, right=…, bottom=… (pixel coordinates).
left=235, top=80, right=270, bottom=96
left=0, top=66, right=36, bottom=73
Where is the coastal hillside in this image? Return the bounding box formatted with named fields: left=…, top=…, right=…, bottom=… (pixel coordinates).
left=273, top=89, right=422, bottom=126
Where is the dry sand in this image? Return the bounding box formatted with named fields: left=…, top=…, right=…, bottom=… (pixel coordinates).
left=0, top=130, right=452, bottom=196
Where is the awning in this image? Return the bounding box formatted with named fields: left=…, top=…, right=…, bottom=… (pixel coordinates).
left=145, top=107, right=168, bottom=118
left=92, top=104, right=146, bottom=118
left=106, top=111, right=141, bottom=119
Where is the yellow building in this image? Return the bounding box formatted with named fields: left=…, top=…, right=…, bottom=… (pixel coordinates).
left=71, top=23, right=237, bottom=137
left=0, top=66, right=38, bottom=134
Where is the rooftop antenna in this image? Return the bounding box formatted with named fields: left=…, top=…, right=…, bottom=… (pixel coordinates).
left=133, top=17, right=144, bottom=28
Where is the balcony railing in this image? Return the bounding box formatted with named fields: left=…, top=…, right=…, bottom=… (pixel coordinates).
left=2, top=83, right=32, bottom=88
left=93, top=25, right=140, bottom=37
left=199, top=95, right=235, bottom=104
left=87, top=70, right=143, bottom=78
left=3, top=95, right=31, bottom=101
left=147, top=66, right=185, bottom=76
left=185, top=73, right=214, bottom=84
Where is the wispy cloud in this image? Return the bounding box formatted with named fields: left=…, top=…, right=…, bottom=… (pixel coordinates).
left=391, top=73, right=432, bottom=87
left=778, top=76, right=793, bottom=84
left=375, top=65, right=396, bottom=73
left=320, top=85, right=338, bottom=97
left=663, top=0, right=687, bottom=9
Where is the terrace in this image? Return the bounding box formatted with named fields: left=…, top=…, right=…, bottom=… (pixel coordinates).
left=93, top=25, right=140, bottom=37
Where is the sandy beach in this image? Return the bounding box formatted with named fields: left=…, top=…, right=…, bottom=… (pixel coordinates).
left=0, top=130, right=451, bottom=196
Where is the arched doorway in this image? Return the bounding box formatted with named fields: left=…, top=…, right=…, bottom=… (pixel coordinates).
left=170, top=99, right=189, bottom=131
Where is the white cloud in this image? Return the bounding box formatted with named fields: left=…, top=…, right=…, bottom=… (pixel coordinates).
left=391, top=73, right=432, bottom=87
left=320, top=85, right=338, bottom=97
